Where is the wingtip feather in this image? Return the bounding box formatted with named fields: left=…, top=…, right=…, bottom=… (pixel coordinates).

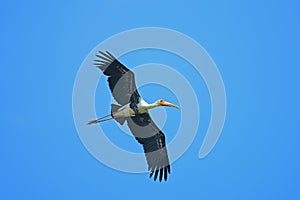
left=159, top=168, right=163, bottom=182
left=106, top=51, right=116, bottom=60
left=154, top=169, right=159, bottom=181
left=164, top=167, right=168, bottom=181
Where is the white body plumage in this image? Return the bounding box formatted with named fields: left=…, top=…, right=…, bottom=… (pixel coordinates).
left=112, top=98, right=150, bottom=118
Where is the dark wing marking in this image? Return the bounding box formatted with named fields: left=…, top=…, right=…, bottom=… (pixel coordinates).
left=94, top=51, right=140, bottom=105
left=127, top=113, right=171, bottom=182
left=129, top=90, right=141, bottom=115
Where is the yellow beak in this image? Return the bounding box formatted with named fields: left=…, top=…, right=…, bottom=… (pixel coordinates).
left=161, top=101, right=180, bottom=109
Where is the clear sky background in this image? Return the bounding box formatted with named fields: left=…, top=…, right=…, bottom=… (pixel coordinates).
left=1, top=0, right=299, bottom=199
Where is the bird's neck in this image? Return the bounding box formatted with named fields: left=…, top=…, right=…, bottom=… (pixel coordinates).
left=147, top=102, right=160, bottom=109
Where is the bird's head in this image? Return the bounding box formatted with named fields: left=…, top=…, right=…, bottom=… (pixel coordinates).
left=156, top=99, right=180, bottom=109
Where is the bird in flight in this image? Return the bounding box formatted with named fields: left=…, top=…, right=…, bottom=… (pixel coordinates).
left=88, top=51, right=180, bottom=182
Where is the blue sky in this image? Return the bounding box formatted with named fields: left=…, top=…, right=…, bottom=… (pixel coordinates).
left=1, top=0, right=299, bottom=199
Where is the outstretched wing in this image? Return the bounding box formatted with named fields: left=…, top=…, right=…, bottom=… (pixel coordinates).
left=127, top=113, right=171, bottom=182
left=94, top=51, right=140, bottom=106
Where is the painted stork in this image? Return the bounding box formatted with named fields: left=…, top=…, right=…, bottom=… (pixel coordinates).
left=88, top=51, right=180, bottom=182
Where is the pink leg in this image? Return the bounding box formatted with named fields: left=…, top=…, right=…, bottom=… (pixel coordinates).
left=87, top=111, right=121, bottom=125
